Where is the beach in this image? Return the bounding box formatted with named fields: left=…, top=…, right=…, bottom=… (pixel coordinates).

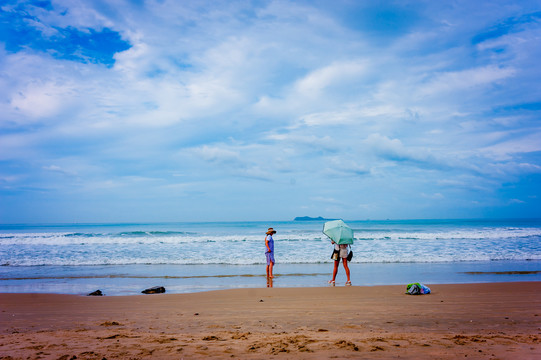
left=1, top=220, right=540, bottom=358
left=1, top=282, right=540, bottom=359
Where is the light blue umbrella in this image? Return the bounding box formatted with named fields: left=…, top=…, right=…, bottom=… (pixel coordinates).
left=323, top=220, right=354, bottom=244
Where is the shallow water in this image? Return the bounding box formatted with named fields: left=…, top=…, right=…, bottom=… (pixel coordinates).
left=1, top=260, right=539, bottom=296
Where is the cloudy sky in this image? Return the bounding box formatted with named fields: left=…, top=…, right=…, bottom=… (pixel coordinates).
left=1, top=0, right=540, bottom=223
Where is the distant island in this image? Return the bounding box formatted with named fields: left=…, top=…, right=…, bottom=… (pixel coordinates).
left=293, top=216, right=334, bottom=221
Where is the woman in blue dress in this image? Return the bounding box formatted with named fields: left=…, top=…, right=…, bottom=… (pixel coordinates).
left=265, top=227, right=276, bottom=279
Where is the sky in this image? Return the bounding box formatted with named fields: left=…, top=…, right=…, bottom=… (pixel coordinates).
left=1, top=0, right=541, bottom=223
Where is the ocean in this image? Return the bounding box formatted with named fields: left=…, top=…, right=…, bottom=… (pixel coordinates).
left=1, top=219, right=540, bottom=295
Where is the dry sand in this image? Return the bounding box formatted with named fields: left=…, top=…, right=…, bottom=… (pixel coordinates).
left=1, top=282, right=540, bottom=359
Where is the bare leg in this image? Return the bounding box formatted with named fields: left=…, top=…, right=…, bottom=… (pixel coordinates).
left=267, top=261, right=274, bottom=278
left=342, top=259, right=351, bottom=283
left=330, top=260, right=339, bottom=282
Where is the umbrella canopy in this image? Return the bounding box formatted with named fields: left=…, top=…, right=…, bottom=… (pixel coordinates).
left=323, top=220, right=354, bottom=244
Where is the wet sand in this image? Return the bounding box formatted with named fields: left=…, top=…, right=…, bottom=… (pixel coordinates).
left=1, top=282, right=540, bottom=359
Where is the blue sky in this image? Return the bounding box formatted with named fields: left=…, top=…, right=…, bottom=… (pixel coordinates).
left=1, top=0, right=540, bottom=223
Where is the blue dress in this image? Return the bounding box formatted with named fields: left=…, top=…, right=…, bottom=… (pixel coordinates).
left=265, top=235, right=275, bottom=264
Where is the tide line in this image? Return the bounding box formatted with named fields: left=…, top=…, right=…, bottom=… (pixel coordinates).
left=461, top=270, right=541, bottom=275
left=0, top=273, right=329, bottom=281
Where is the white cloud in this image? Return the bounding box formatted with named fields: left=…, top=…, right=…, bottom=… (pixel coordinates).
left=321, top=157, right=370, bottom=177
left=187, top=144, right=272, bottom=181
left=294, top=60, right=367, bottom=96
left=42, top=165, right=77, bottom=176
left=419, top=65, right=516, bottom=96
left=45, top=0, right=115, bottom=30
left=480, top=131, right=541, bottom=160
left=421, top=192, right=445, bottom=200
left=363, top=134, right=420, bottom=161
left=266, top=133, right=337, bottom=152
left=1, top=0, right=541, bottom=221
left=310, top=196, right=342, bottom=205
left=194, top=145, right=240, bottom=163
left=298, top=104, right=404, bottom=127
left=10, top=81, right=71, bottom=119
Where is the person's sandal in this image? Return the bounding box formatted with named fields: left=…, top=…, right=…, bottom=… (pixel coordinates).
left=328, top=280, right=335, bottom=284
left=345, top=281, right=352, bottom=286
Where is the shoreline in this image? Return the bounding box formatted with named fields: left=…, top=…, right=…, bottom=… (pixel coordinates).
left=2, top=260, right=540, bottom=296
left=1, top=282, right=540, bottom=359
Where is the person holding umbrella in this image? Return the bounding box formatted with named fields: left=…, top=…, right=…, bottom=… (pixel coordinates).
left=323, top=220, right=353, bottom=286
left=265, top=227, right=276, bottom=279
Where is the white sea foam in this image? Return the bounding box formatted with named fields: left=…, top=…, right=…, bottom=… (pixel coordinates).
left=1, top=221, right=540, bottom=266
left=2, top=227, right=540, bottom=245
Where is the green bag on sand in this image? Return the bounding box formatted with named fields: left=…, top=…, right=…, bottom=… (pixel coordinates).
left=406, top=283, right=431, bottom=295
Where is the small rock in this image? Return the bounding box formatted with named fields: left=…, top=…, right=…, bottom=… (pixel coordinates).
left=87, top=290, right=103, bottom=296
left=142, top=286, right=166, bottom=294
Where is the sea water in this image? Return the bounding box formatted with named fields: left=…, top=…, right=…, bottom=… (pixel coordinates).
left=1, top=219, right=540, bottom=295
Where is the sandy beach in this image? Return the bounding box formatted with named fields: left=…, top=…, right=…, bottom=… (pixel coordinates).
left=1, top=282, right=540, bottom=359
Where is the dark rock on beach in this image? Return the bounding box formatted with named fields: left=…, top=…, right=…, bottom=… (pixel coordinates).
left=87, top=290, right=103, bottom=296
left=142, top=286, right=166, bottom=294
